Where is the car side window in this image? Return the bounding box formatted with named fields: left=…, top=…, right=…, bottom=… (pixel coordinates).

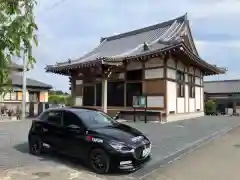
left=39, top=111, right=48, bottom=121
left=45, top=111, right=62, bottom=125
left=63, top=111, right=82, bottom=127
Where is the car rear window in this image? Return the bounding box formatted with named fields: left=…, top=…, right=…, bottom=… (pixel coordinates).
left=38, top=111, right=62, bottom=125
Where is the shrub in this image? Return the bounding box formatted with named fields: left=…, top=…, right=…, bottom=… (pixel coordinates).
left=205, top=100, right=217, bottom=115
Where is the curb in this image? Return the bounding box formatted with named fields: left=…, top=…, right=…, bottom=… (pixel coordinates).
left=132, top=123, right=240, bottom=179
left=0, top=119, right=19, bottom=123
left=0, top=118, right=34, bottom=123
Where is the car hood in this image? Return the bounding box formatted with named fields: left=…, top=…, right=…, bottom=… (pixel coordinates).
left=92, top=123, right=146, bottom=145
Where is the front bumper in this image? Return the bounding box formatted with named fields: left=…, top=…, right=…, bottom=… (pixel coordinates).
left=118, top=155, right=151, bottom=171
left=109, top=143, right=151, bottom=170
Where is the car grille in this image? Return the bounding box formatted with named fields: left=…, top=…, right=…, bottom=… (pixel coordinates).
left=133, top=143, right=150, bottom=160
left=134, top=147, right=143, bottom=159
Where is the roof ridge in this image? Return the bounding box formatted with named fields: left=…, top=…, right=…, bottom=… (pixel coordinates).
left=102, top=14, right=187, bottom=42
left=204, top=79, right=240, bottom=83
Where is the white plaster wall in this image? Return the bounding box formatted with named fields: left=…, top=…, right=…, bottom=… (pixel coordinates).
left=189, top=66, right=194, bottom=74
left=144, top=68, right=164, bottom=79
left=195, top=77, right=200, bottom=85
left=76, top=80, right=83, bottom=85
left=177, top=61, right=185, bottom=71
left=189, top=98, right=195, bottom=112
left=75, top=96, right=83, bottom=106
left=200, top=78, right=203, bottom=86
left=200, top=87, right=204, bottom=111
left=167, top=58, right=176, bottom=68
left=126, top=61, right=142, bottom=70
left=44, top=91, right=49, bottom=103
left=147, top=96, right=164, bottom=107
left=26, top=91, right=29, bottom=102
left=185, top=84, right=189, bottom=112
left=195, top=69, right=201, bottom=77
left=118, top=72, right=125, bottom=79
left=166, top=81, right=177, bottom=114
left=185, top=73, right=188, bottom=82
left=167, top=68, right=176, bottom=79
left=177, top=98, right=185, bottom=113
left=145, top=58, right=163, bottom=68
left=195, top=86, right=201, bottom=111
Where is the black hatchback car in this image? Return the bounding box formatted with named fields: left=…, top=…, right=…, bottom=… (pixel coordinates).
left=28, top=107, right=151, bottom=174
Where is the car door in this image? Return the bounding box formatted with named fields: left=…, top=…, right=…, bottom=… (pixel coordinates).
left=62, top=110, right=87, bottom=158
left=41, top=110, right=65, bottom=151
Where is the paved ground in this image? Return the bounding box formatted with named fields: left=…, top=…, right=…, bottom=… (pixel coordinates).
left=127, top=116, right=240, bottom=177
left=0, top=116, right=240, bottom=180
left=142, top=123, right=240, bottom=180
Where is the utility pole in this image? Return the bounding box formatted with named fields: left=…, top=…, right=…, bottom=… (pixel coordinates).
left=21, top=54, right=27, bottom=120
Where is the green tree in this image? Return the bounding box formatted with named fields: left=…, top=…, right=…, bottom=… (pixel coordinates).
left=48, top=95, right=66, bottom=104
left=0, top=0, right=38, bottom=92
left=65, top=95, right=74, bottom=106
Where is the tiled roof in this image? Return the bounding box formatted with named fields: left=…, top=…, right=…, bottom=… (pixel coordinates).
left=47, top=14, right=187, bottom=69
left=11, top=74, right=52, bottom=89
left=204, top=80, right=240, bottom=93
left=11, top=62, right=23, bottom=70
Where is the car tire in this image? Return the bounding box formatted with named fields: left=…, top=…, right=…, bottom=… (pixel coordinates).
left=28, top=135, right=43, bottom=156
left=89, top=148, right=110, bottom=174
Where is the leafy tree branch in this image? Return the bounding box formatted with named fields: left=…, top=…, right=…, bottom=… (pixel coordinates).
left=0, top=0, right=38, bottom=92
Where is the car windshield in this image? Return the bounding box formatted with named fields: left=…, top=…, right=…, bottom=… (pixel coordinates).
left=76, top=110, right=118, bottom=128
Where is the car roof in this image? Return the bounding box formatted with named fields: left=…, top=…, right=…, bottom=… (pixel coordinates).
left=45, top=107, right=100, bottom=113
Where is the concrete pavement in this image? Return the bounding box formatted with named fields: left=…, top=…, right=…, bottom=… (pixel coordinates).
left=142, top=125, right=240, bottom=180
left=2, top=121, right=240, bottom=180
left=1, top=116, right=240, bottom=180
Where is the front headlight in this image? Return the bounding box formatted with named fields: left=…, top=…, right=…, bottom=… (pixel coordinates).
left=109, top=140, right=133, bottom=153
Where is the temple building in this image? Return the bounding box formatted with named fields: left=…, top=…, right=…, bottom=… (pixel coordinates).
left=46, top=14, right=225, bottom=122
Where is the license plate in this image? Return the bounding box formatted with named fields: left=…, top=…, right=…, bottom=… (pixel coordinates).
left=142, top=147, right=151, bottom=157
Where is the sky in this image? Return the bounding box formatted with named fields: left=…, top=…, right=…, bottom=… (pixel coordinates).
left=24, top=0, right=240, bottom=92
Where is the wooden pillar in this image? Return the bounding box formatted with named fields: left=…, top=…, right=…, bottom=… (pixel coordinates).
left=142, top=60, right=146, bottom=94
left=233, top=101, right=236, bottom=114
left=102, top=77, right=108, bottom=113
left=124, top=63, right=127, bottom=107
left=94, top=84, right=97, bottom=106
left=70, top=71, right=76, bottom=105
left=163, top=54, right=167, bottom=113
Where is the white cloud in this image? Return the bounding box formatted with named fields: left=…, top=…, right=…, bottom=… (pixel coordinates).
left=196, top=40, right=240, bottom=50
left=30, top=0, right=240, bottom=91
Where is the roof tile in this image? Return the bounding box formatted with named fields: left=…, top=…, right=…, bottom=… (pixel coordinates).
left=49, top=14, right=187, bottom=69
left=11, top=74, right=52, bottom=89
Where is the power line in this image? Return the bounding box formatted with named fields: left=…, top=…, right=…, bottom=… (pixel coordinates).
left=40, top=0, right=70, bottom=13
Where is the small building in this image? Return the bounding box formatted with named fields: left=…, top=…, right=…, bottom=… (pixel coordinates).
left=46, top=14, right=225, bottom=121
left=1, top=63, right=52, bottom=111
left=204, top=80, right=240, bottom=114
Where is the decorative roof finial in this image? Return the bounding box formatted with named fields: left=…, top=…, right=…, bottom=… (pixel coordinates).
left=100, top=37, right=105, bottom=43
left=143, top=42, right=149, bottom=51
left=183, top=12, right=188, bottom=22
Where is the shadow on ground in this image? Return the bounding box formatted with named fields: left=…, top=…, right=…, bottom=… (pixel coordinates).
left=13, top=142, right=133, bottom=176
left=14, top=142, right=89, bottom=171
